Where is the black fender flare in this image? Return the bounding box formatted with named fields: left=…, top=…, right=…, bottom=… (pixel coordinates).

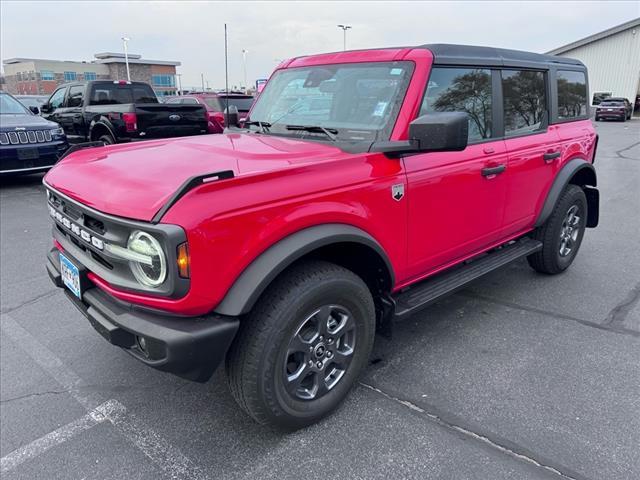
left=535, top=158, right=597, bottom=228
left=214, top=224, right=395, bottom=316
left=89, top=118, right=116, bottom=142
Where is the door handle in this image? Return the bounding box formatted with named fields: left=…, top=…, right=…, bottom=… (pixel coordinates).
left=481, top=164, right=506, bottom=177
left=543, top=151, right=561, bottom=163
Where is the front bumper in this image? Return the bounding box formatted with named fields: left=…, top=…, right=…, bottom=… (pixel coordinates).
left=46, top=248, right=239, bottom=382
left=0, top=140, right=68, bottom=175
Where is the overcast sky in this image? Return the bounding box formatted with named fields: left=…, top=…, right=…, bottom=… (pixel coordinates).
left=1, top=1, right=638, bottom=89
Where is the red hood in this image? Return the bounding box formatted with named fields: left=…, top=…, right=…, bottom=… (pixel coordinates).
left=44, top=133, right=344, bottom=221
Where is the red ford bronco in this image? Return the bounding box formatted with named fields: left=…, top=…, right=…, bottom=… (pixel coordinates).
left=45, top=44, right=598, bottom=429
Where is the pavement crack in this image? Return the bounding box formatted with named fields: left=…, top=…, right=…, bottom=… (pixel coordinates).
left=1, top=289, right=59, bottom=315
left=604, top=282, right=640, bottom=327
left=615, top=140, right=640, bottom=160
left=360, top=382, right=592, bottom=480
left=460, top=291, right=640, bottom=338
left=1, top=389, right=70, bottom=405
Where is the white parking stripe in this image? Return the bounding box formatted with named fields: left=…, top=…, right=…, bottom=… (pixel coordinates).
left=0, top=400, right=115, bottom=474
left=0, top=314, right=206, bottom=479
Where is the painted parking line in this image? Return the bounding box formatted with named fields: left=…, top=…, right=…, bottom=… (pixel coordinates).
left=0, top=399, right=115, bottom=474
left=0, top=313, right=206, bottom=480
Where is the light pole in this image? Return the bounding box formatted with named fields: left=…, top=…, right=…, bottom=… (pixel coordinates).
left=121, top=36, right=131, bottom=81
left=176, top=73, right=182, bottom=95
left=337, top=24, right=351, bottom=51
left=242, top=49, right=249, bottom=93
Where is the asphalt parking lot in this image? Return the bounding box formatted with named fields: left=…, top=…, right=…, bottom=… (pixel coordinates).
left=1, top=119, right=639, bottom=480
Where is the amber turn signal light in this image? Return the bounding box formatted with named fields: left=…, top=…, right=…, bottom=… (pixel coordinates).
left=177, top=243, right=190, bottom=278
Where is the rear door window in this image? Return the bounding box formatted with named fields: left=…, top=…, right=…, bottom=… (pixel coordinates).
left=502, top=70, right=547, bottom=136
left=557, top=70, right=587, bottom=120
left=67, top=85, right=84, bottom=108
left=420, top=67, right=493, bottom=142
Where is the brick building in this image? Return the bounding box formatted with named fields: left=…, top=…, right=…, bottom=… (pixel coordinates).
left=2, top=52, right=180, bottom=97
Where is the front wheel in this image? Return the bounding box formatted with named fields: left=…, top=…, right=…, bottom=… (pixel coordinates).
left=225, top=260, right=375, bottom=430
left=527, top=184, right=587, bottom=274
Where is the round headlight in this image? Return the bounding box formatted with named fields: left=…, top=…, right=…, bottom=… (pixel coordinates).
left=127, top=231, right=166, bottom=287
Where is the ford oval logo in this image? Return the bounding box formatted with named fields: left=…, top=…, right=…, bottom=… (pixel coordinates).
left=169, top=114, right=181, bottom=122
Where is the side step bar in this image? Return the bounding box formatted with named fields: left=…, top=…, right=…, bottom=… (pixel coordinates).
left=393, top=238, right=542, bottom=318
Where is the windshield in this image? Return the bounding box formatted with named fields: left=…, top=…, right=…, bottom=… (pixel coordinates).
left=600, top=101, right=623, bottom=107
left=0, top=94, right=30, bottom=114
left=248, top=61, right=414, bottom=142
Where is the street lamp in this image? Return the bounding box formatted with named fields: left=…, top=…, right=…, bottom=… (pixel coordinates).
left=337, top=24, right=351, bottom=51
left=242, top=49, right=249, bottom=93
left=121, top=36, right=131, bottom=81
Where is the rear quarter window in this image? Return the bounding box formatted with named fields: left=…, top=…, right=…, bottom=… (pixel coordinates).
left=557, top=70, right=587, bottom=120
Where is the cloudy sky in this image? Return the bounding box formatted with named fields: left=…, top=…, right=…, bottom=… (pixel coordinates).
left=1, top=1, right=638, bottom=89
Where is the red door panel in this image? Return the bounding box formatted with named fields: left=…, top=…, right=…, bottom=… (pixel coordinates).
left=403, top=139, right=508, bottom=281
left=502, top=126, right=562, bottom=235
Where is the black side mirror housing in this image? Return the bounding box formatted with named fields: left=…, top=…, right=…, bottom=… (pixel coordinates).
left=29, top=105, right=41, bottom=115
left=224, top=105, right=239, bottom=128
left=40, top=103, right=52, bottom=114
left=408, top=112, right=468, bottom=152
left=369, top=111, right=469, bottom=155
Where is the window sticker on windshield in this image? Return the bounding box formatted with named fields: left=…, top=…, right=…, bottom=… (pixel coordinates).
left=373, top=101, right=388, bottom=117
left=389, top=68, right=403, bottom=75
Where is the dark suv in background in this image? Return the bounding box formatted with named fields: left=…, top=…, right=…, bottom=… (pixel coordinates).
left=41, top=81, right=208, bottom=144
left=595, top=97, right=633, bottom=121
left=0, top=92, right=68, bottom=176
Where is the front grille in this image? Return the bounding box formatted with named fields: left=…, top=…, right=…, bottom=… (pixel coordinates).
left=1, top=129, right=53, bottom=145
left=85, top=215, right=105, bottom=234
left=64, top=203, right=83, bottom=221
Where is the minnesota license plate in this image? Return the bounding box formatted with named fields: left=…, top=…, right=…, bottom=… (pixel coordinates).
left=60, top=253, right=81, bottom=299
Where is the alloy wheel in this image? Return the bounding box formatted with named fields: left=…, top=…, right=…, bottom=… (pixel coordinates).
left=283, top=305, right=356, bottom=401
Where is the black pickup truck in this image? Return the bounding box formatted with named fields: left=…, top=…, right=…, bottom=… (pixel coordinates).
left=41, top=81, right=208, bottom=144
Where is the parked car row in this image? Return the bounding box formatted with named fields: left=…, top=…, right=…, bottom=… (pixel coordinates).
left=165, top=93, right=254, bottom=133
left=2, top=81, right=255, bottom=176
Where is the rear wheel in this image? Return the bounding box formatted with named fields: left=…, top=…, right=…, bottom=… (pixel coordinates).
left=98, top=134, right=115, bottom=145
left=225, top=260, right=375, bottom=430
left=527, top=184, right=587, bottom=274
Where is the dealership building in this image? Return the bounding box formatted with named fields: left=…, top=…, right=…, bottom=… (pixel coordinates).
left=2, top=52, right=180, bottom=97
left=547, top=17, right=640, bottom=112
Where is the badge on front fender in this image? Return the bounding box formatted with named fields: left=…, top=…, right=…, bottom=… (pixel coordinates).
left=392, top=184, right=404, bottom=201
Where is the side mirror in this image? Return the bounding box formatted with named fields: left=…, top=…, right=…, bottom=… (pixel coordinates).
left=29, top=105, right=41, bottom=115
left=224, top=105, right=239, bottom=128
left=40, top=103, right=52, bottom=114
left=408, top=112, right=468, bottom=152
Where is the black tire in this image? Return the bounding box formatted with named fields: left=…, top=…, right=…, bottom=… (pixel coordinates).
left=594, top=116, right=600, bottom=122
left=225, top=260, right=375, bottom=430
left=98, top=134, right=115, bottom=145
left=527, top=184, right=587, bottom=274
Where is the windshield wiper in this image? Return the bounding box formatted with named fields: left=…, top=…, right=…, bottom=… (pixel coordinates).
left=243, top=120, right=271, bottom=133
left=285, top=125, right=338, bottom=141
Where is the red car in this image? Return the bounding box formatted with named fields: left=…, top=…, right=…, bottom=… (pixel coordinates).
left=166, top=93, right=254, bottom=133
left=44, top=44, right=598, bottom=429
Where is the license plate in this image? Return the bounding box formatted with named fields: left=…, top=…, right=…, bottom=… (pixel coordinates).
left=60, top=253, right=81, bottom=299
left=17, top=148, right=39, bottom=160
left=606, top=108, right=613, bottom=111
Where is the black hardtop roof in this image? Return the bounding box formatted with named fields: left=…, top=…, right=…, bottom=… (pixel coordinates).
left=421, top=43, right=585, bottom=69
